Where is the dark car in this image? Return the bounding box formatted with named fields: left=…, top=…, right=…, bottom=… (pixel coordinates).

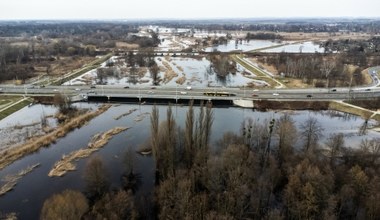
left=90, top=85, right=96, bottom=88
left=306, top=94, right=312, bottom=98
left=252, top=93, right=259, bottom=97
left=331, top=89, right=337, bottom=92
left=123, top=86, right=130, bottom=89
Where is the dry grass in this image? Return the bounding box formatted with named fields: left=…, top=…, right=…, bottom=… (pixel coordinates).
left=113, top=108, right=137, bottom=120
left=161, top=61, right=178, bottom=84
left=329, top=101, right=375, bottom=120
left=134, top=112, right=150, bottom=122
left=0, top=105, right=112, bottom=171
left=176, top=75, right=186, bottom=85
left=115, top=42, right=139, bottom=49
left=48, top=127, right=129, bottom=177
left=0, top=163, right=40, bottom=196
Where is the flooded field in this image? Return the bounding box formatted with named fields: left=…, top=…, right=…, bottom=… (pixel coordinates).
left=204, top=39, right=283, bottom=52
left=261, top=41, right=325, bottom=53
left=0, top=103, right=379, bottom=219
left=64, top=56, right=264, bottom=88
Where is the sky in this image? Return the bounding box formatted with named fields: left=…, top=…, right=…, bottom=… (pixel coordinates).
left=1, top=0, right=379, bottom=20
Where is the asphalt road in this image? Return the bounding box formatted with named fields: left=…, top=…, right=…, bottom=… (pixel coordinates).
left=1, top=84, right=380, bottom=102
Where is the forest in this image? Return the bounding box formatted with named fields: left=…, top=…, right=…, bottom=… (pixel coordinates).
left=40, top=102, right=380, bottom=220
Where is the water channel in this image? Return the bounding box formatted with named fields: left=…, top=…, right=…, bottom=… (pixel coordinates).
left=0, top=103, right=379, bottom=219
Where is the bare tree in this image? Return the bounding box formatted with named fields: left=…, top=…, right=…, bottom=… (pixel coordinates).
left=321, top=60, right=335, bottom=88
left=83, top=156, right=110, bottom=203
left=325, top=133, right=345, bottom=166
left=41, top=190, right=88, bottom=220
left=299, top=117, right=324, bottom=151
left=275, top=114, right=297, bottom=165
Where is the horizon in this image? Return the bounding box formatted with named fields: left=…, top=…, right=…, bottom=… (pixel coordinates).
left=1, top=0, right=379, bottom=20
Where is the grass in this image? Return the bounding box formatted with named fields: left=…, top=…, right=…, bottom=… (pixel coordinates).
left=51, top=53, right=113, bottom=85
left=48, top=127, right=129, bottom=177
left=0, top=99, right=32, bottom=121
left=232, top=55, right=277, bottom=87
left=0, top=163, right=40, bottom=196
left=0, top=105, right=112, bottom=171
left=329, top=101, right=376, bottom=120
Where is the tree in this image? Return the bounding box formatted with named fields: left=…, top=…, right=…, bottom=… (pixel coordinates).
left=53, top=93, right=72, bottom=115
left=321, top=60, right=335, bottom=88
left=83, top=156, right=110, bottom=203
left=40, top=190, right=88, bottom=220
left=149, top=63, right=160, bottom=85
left=325, top=133, right=345, bottom=166
left=299, top=117, right=324, bottom=151
left=89, top=190, right=137, bottom=220
left=275, top=114, right=297, bottom=165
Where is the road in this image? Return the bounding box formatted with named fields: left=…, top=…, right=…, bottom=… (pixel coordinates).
left=1, top=84, right=380, bottom=102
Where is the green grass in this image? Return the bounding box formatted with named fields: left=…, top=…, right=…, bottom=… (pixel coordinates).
left=232, top=55, right=277, bottom=87
left=329, top=101, right=376, bottom=120
left=0, top=99, right=32, bottom=121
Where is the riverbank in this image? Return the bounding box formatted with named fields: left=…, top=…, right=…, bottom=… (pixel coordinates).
left=48, top=127, right=129, bottom=177
left=0, top=96, right=33, bottom=121
left=253, top=99, right=380, bottom=122
left=0, top=104, right=112, bottom=170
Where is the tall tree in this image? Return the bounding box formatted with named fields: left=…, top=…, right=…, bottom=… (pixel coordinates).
left=83, top=156, right=110, bottom=203
left=299, top=117, right=324, bottom=151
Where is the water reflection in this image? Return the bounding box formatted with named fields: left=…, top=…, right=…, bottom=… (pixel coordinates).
left=0, top=104, right=379, bottom=219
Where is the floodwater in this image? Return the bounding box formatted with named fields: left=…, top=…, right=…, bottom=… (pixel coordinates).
left=261, top=41, right=325, bottom=53
left=0, top=103, right=379, bottom=219
left=64, top=56, right=263, bottom=88
left=204, top=39, right=282, bottom=52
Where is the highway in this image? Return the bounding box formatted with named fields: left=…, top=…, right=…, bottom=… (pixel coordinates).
left=1, top=84, right=380, bottom=102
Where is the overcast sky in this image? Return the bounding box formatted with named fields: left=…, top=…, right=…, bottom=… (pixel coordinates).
left=1, top=0, right=379, bottom=20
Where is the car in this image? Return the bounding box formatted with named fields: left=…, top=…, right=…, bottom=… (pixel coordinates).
left=272, top=93, right=279, bottom=96
left=365, top=88, right=371, bottom=91
left=186, top=86, right=192, bottom=90
left=90, top=85, right=96, bottom=88
left=252, top=93, right=259, bottom=97
left=150, top=86, right=156, bottom=89
left=53, top=89, right=58, bottom=92
left=75, top=88, right=81, bottom=91
left=331, top=89, right=337, bottom=92
left=123, top=86, right=130, bottom=89
left=253, top=89, right=259, bottom=92
left=180, top=91, right=187, bottom=95
left=306, top=94, right=312, bottom=98
left=148, top=91, right=155, bottom=94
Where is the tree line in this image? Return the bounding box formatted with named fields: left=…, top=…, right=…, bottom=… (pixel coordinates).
left=258, top=53, right=368, bottom=87
left=40, top=102, right=380, bottom=219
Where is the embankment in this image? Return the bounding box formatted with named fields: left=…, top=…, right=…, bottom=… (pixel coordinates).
left=48, top=127, right=129, bottom=177
left=0, top=105, right=112, bottom=170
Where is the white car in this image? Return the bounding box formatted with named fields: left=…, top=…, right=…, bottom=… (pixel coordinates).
left=75, top=88, right=81, bottom=91
left=272, top=93, right=279, bottom=96
left=180, top=91, right=187, bottom=95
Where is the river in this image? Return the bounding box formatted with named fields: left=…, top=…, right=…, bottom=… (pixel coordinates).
left=0, top=103, right=379, bottom=219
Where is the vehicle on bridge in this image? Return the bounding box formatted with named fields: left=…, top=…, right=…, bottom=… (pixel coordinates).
left=203, top=91, right=236, bottom=97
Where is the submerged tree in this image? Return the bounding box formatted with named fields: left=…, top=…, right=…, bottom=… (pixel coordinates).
left=40, top=190, right=88, bottom=220
left=83, top=156, right=110, bottom=203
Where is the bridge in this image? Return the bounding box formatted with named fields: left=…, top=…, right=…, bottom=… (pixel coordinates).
left=2, top=85, right=379, bottom=108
